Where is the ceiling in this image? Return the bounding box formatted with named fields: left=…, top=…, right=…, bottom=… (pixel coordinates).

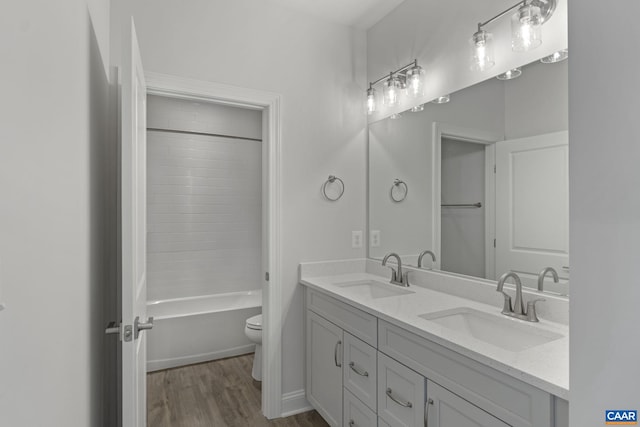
left=269, top=0, right=407, bottom=30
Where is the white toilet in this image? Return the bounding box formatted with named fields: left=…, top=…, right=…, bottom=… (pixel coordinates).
left=244, top=314, right=263, bottom=381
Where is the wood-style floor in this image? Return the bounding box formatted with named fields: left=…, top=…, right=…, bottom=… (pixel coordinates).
left=148, top=354, right=329, bottom=427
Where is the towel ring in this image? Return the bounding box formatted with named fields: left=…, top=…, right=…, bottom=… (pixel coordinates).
left=322, top=175, right=345, bottom=201
left=390, top=179, right=408, bottom=202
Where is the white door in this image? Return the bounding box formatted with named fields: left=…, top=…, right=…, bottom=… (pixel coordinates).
left=121, top=18, right=150, bottom=427
left=495, top=131, right=569, bottom=289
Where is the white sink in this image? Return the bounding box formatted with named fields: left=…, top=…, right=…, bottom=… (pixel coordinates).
left=333, top=279, right=414, bottom=299
left=419, top=307, right=563, bottom=352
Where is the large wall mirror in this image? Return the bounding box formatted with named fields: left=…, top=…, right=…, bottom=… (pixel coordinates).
left=368, top=57, right=569, bottom=295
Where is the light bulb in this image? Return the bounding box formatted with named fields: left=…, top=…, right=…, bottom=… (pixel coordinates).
left=512, top=4, right=542, bottom=52
left=383, top=75, right=401, bottom=106
left=470, top=30, right=495, bottom=72
left=496, top=68, right=522, bottom=80
left=366, top=87, right=376, bottom=115
left=405, top=65, right=426, bottom=98
left=410, top=104, right=424, bottom=112
left=540, top=49, right=568, bottom=63
left=431, top=94, right=450, bottom=104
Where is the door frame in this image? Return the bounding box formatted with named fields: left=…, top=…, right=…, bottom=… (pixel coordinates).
left=144, top=72, right=283, bottom=419
left=431, top=122, right=502, bottom=279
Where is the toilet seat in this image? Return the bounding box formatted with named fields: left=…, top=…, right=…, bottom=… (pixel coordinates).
left=246, top=314, right=262, bottom=330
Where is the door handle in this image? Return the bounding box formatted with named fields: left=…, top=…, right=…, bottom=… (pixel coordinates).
left=334, top=340, right=342, bottom=367
left=424, top=398, right=434, bottom=427
left=134, top=316, right=154, bottom=339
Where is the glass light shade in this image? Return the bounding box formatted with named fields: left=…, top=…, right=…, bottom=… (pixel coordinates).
left=410, top=104, right=424, bottom=112
left=470, top=30, right=495, bottom=72
left=366, top=87, right=376, bottom=115
left=431, top=94, right=450, bottom=104
left=383, top=75, right=402, bottom=106
left=511, top=4, right=542, bottom=52
left=390, top=113, right=402, bottom=120
left=540, top=49, right=568, bottom=63
left=405, top=65, right=426, bottom=98
left=496, top=68, right=522, bottom=80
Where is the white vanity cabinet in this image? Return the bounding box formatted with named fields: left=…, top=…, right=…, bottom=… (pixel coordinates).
left=305, top=287, right=566, bottom=427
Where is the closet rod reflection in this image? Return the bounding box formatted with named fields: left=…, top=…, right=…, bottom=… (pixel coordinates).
left=441, top=202, right=482, bottom=208
left=147, top=127, right=262, bottom=142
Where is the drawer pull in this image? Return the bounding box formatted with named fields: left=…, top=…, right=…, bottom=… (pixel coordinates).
left=424, top=398, right=434, bottom=427
left=349, top=361, right=369, bottom=377
left=334, top=340, right=342, bottom=367
left=386, top=387, right=412, bottom=408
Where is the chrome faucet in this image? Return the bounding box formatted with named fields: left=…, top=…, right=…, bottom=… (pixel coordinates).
left=537, top=267, right=559, bottom=292
left=382, top=253, right=409, bottom=287
left=417, top=250, right=436, bottom=269
left=496, top=272, right=544, bottom=322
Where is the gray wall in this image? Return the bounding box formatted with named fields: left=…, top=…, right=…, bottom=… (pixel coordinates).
left=111, top=0, right=368, bottom=400
left=0, top=1, right=111, bottom=426
left=569, top=1, right=640, bottom=425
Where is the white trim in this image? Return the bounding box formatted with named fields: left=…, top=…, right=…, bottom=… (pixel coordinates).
left=145, top=71, right=283, bottom=419
left=431, top=122, right=503, bottom=275
left=280, top=390, right=313, bottom=418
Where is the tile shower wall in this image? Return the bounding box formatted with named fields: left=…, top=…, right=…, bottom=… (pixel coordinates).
left=147, top=95, right=263, bottom=301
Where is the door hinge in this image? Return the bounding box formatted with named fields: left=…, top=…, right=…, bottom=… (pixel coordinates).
left=494, top=238, right=496, bottom=248
left=265, top=272, right=270, bottom=282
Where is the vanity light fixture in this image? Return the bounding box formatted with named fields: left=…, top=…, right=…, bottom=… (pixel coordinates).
left=365, top=59, right=426, bottom=114
left=496, top=68, right=522, bottom=80
left=390, top=112, right=403, bottom=120
left=540, top=49, right=568, bottom=63
left=410, top=104, right=425, bottom=112
left=431, top=94, right=450, bottom=104
left=471, top=0, right=557, bottom=71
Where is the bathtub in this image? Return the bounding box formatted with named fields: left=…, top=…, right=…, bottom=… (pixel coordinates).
left=146, top=289, right=262, bottom=372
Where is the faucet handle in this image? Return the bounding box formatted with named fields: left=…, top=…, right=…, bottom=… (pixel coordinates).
left=526, top=298, right=545, bottom=322
left=401, top=270, right=411, bottom=287
left=499, top=293, right=512, bottom=315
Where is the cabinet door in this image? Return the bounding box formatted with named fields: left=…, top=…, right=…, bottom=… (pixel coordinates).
left=307, top=310, right=343, bottom=427
left=426, top=381, right=510, bottom=427
left=378, top=352, right=426, bottom=427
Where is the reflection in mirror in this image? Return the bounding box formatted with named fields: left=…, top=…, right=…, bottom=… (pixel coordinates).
left=368, top=58, right=568, bottom=295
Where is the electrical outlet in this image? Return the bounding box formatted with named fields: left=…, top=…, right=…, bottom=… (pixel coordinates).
left=370, top=230, right=381, bottom=247
left=351, top=231, right=363, bottom=248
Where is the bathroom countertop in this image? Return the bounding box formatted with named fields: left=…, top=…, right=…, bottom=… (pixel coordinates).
left=300, top=271, right=569, bottom=400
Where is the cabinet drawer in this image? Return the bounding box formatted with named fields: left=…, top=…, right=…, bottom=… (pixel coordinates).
left=344, top=388, right=377, bottom=427
left=307, top=289, right=377, bottom=346
left=378, top=352, right=426, bottom=427
left=344, top=332, right=377, bottom=411
left=378, top=320, right=551, bottom=427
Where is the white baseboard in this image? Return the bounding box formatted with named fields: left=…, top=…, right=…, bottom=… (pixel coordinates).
left=147, top=344, right=255, bottom=372
left=280, top=389, right=312, bottom=418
